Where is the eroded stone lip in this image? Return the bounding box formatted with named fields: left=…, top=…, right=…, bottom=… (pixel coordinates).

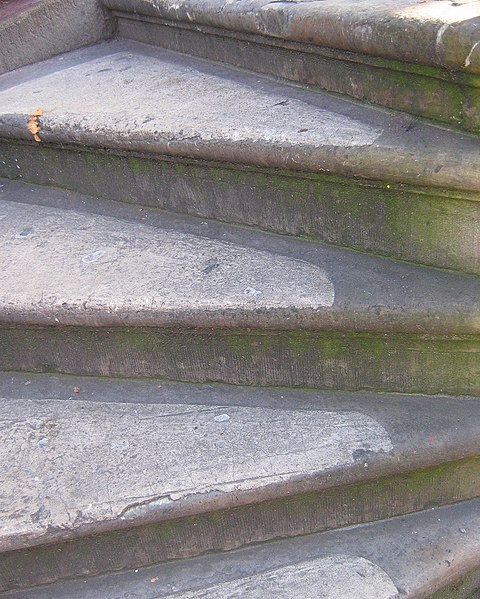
left=0, top=397, right=392, bottom=551
left=0, top=40, right=479, bottom=193
left=0, top=198, right=335, bottom=321
left=160, top=555, right=399, bottom=599
left=104, top=0, right=480, bottom=73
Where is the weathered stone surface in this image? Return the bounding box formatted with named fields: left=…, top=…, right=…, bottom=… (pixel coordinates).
left=0, top=187, right=479, bottom=331
left=0, top=396, right=391, bottom=551
left=1, top=372, right=480, bottom=591
left=107, top=0, right=480, bottom=130
left=104, top=0, right=480, bottom=74
left=8, top=497, right=480, bottom=599
left=163, top=556, right=399, bottom=599
left=0, top=42, right=479, bottom=272
left=0, top=190, right=479, bottom=393
left=0, top=198, right=335, bottom=322
left=0, top=0, right=113, bottom=75
left=0, top=41, right=479, bottom=192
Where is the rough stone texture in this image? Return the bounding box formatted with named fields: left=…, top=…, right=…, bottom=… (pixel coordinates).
left=2, top=148, right=479, bottom=277
left=0, top=198, right=335, bottom=322
left=2, top=326, right=479, bottom=394
left=108, top=0, right=480, bottom=129
left=0, top=189, right=479, bottom=394
left=7, top=497, right=480, bottom=599
left=0, top=42, right=479, bottom=273
left=0, top=397, right=391, bottom=552
left=0, top=41, right=479, bottom=193
left=1, top=372, right=480, bottom=591
left=104, top=0, right=480, bottom=74
left=163, top=556, right=399, bottom=598
left=0, top=188, right=479, bottom=332
left=0, top=0, right=114, bottom=75
left=115, top=12, right=480, bottom=132
left=0, top=0, right=42, bottom=20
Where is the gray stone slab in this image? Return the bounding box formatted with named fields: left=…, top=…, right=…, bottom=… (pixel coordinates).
left=1, top=371, right=480, bottom=590
left=0, top=396, right=392, bottom=552
left=108, top=1, right=480, bottom=130
left=0, top=184, right=479, bottom=394
left=0, top=0, right=113, bottom=75
left=0, top=184, right=479, bottom=332
left=0, top=197, right=335, bottom=322
left=104, top=0, right=480, bottom=73
left=161, top=556, right=399, bottom=599
left=0, top=40, right=479, bottom=193
left=4, top=495, right=480, bottom=598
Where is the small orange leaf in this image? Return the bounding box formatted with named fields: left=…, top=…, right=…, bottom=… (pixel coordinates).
left=27, top=107, right=43, bottom=142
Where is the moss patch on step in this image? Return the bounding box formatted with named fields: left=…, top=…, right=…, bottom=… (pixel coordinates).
left=0, top=326, right=479, bottom=395
left=2, top=455, right=480, bottom=590
left=0, top=141, right=478, bottom=275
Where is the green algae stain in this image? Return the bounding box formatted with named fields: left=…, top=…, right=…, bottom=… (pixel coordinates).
left=1, top=140, right=479, bottom=275
left=1, top=326, right=479, bottom=395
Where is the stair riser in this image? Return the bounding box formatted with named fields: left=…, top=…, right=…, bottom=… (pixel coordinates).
left=1, top=327, right=479, bottom=395
left=114, top=12, right=480, bottom=133
left=1, top=142, right=479, bottom=275
left=434, top=572, right=480, bottom=599
left=0, top=0, right=114, bottom=75
left=1, top=457, right=479, bottom=591
left=433, top=572, right=480, bottom=599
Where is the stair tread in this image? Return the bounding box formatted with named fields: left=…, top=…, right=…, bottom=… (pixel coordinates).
left=1, top=178, right=479, bottom=333
left=0, top=40, right=479, bottom=193
left=1, top=370, right=480, bottom=558
left=2, top=443, right=480, bottom=599
left=104, top=0, right=480, bottom=74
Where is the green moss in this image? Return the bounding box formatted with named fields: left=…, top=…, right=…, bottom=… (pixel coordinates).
left=1, top=140, right=479, bottom=275
left=1, top=326, right=479, bottom=395
left=429, top=570, right=480, bottom=599
left=4, top=454, right=480, bottom=591
left=126, top=155, right=155, bottom=175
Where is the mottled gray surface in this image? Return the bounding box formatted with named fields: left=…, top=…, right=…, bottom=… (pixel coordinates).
left=0, top=198, right=335, bottom=323
left=0, top=395, right=392, bottom=550
left=5, top=497, right=480, bottom=599
left=1, top=371, right=480, bottom=557
left=105, top=0, right=480, bottom=72
left=0, top=0, right=113, bottom=75
left=1, top=181, right=480, bottom=332
left=0, top=41, right=479, bottom=192
left=161, top=556, right=399, bottom=598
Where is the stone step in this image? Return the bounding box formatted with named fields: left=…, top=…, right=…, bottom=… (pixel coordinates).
left=0, top=371, right=480, bottom=592
left=104, top=0, right=480, bottom=133
left=3, top=499, right=480, bottom=599
left=0, top=40, right=479, bottom=274
left=1, top=179, right=480, bottom=394
left=0, top=0, right=113, bottom=75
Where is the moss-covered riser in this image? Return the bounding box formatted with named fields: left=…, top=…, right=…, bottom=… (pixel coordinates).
left=431, top=569, right=480, bottom=599
left=117, top=15, right=480, bottom=133
left=1, top=456, right=480, bottom=591
left=1, top=326, right=479, bottom=395
left=1, top=141, right=479, bottom=275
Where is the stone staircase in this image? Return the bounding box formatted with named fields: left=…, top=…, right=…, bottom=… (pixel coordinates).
left=0, top=1, right=479, bottom=597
